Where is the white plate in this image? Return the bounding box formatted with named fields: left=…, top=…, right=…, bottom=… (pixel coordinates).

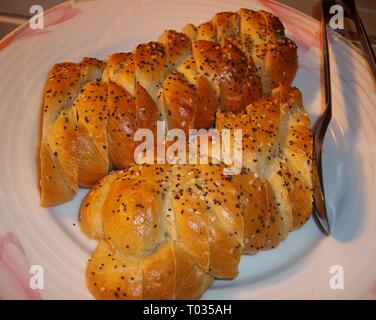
left=0, top=0, right=375, bottom=300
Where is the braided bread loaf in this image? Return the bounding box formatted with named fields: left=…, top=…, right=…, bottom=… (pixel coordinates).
left=80, top=84, right=313, bottom=299
left=38, top=8, right=312, bottom=300
left=40, top=9, right=298, bottom=206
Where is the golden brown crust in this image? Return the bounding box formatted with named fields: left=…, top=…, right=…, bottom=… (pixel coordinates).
left=195, top=75, right=217, bottom=128
left=246, top=95, right=282, bottom=174
left=80, top=172, right=121, bottom=239
left=263, top=179, right=286, bottom=249
left=41, top=63, right=81, bottom=137
left=201, top=163, right=244, bottom=278
left=196, top=21, right=217, bottom=41
left=75, top=80, right=109, bottom=187
left=102, top=52, right=135, bottom=96
left=234, top=170, right=270, bottom=254
left=171, top=165, right=210, bottom=272
left=134, top=42, right=167, bottom=101
left=216, top=85, right=312, bottom=247
left=86, top=240, right=142, bottom=300
left=192, top=39, right=262, bottom=113
left=141, top=241, right=176, bottom=299
left=40, top=63, right=81, bottom=206
left=40, top=58, right=105, bottom=206
left=86, top=239, right=213, bottom=300
left=215, top=111, right=258, bottom=172
left=220, top=38, right=263, bottom=112
left=135, top=82, right=161, bottom=134
left=182, top=23, right=197, bottom=41
left=101, top=166, right=167, bottom=257
left=265, top=159, right=293, bottom=238
left=80, top=57, right=106, bottom=84
left=40, top=141, right=76, bottom=206
left=82, top=165, right=215, bottom=299
left=212, top=11, right=239, bottom=42
left=159, top=30, right=192, bottom=71
left=173, top=242, right=214, bottom=299
left=45, top=108, right=78, bottom=193
left=106, top=81, right=137, bottom=169
left=163, top=71, right=197, bottom=133
left=176, top=55, right=199, bottom=85
left=276, top=156, right=312, bottom=230
left=238, top=8, right=298, bottom=94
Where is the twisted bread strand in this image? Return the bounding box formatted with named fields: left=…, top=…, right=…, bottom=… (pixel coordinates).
left=40, top=58, right=105, bottom=206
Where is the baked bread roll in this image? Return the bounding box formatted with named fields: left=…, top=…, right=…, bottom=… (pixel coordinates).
left=40, top=9, right=298, bottom=206
left=80, top=85, right=313, bottom=299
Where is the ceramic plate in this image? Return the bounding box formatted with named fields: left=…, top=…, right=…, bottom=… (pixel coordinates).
left=0, top=0, right=375, bottom=299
